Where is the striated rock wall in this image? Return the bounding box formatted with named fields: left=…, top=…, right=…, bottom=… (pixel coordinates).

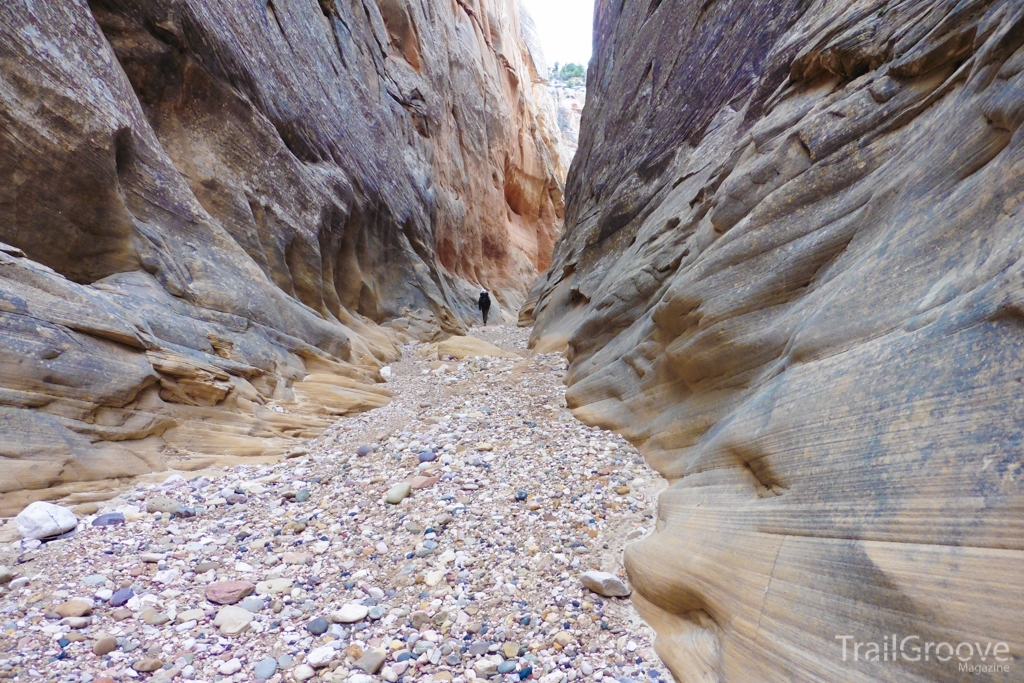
left=0, top=0, right=564, bottom=515
left=529, top=0, right=1024, bottom=680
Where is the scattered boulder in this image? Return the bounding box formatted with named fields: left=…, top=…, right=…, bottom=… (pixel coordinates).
left=409, top=475, right=440, bottom=490
left=92, top=634, right=117, bottom=656
left=293, top=664, right=316, bottom=681
left=219, top=658, right=242, bottom=675
left=552, top=631, right=573, bottom=648
left=580, top=571, right=631, bottom=597
left=306, top=645, right=336, bottom=668
left=14, top=502, right=77, bottom=540
left=109, top=588, right=133, bottom=607
left=205, top=580, right=255, bottom=605
left=175, top=609, right=205, bottom=624
left=330, top=603, right=369, bottom=623
left=0, top=566, right=15, bottom=585
left=91, top=513, right=125, bottom=527
left=132, top=659, right=163, bottom=672
left=386, top=482, right=411, bottom=504
left=145, top=496, right=181, bottom=514
left=354, top=648, right=387, bottom=674
left=254, top=657, right=278, bottom=680
left=213, top=605, right=254, bottom=636
left=255, top=578, right=292, bottom=596
left=54, top=599, right=92, bottom=618
left=140, top=608, right=170, bottom=626
left=306, top=616, right=329, bottom=635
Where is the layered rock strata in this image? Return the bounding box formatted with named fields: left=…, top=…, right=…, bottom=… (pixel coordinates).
left=0, top=0, right=564, bottom=515
left=529, top=0, right=1024, bottom=680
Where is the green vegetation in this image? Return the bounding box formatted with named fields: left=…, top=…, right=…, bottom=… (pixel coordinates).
left=549, top=62, right=586, bottom=86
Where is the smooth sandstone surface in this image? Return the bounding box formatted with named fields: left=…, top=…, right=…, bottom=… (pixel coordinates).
left=528, top=0, right=1024, bottom=681
left=0, top=0, right=564, bottom=515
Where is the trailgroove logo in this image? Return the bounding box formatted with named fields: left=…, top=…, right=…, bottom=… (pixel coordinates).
left=835, top=635, right=1012, bottom=674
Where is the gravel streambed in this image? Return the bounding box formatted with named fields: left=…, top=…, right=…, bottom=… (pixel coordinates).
left=0, top=325, right=666, bottom=683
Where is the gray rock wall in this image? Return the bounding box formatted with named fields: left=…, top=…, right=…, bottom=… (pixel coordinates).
left=529, top=0, right=1024, bottom=679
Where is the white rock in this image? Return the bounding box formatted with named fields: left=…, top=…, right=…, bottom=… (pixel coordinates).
left=255, top=577, right=293, bottom=595
left=380, top=366, right=392, bottom=380
left=293, top=664, right=316, bottom=681
left=306, top=645, right=336, bottom=668
left=153, top=569, right=181, bottom=584
left=349, top=675, right=375, bottom=683
left=473, top=659, right=498, bottom=677
left=213, top=605, right=254, bottom=636
left=580, top=571, right=631, bottom=597
left=14, top=502, right=77, bottom=540
left=330, top=603, right=369, bottom=623
left=218, top=658, right=242, bottom=675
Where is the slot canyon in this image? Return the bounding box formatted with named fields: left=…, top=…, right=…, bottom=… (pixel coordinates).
left=1, top=1, right=1022, bottom=682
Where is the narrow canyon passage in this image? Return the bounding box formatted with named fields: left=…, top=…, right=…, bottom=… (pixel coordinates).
left=0, top=326, right=667, bottom=683
left=4, top=0, right=1024, bottom=681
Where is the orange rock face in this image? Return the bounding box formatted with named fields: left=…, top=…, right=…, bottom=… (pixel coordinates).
left=529, top=0, right=1024, bottom=680
left=0, top=0, right=563, bottom=514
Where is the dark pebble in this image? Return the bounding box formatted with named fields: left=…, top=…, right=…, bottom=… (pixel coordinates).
left=92, top=513, right=125, bottom=527
left=306, top=617, right=329, bottom=635
left=110, top=588, right=134, bottom=607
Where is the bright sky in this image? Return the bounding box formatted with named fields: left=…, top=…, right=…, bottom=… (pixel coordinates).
left=520, top=0, right=596, bottom=70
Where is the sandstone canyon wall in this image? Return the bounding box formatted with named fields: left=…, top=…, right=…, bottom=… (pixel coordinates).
left=0, top=0, right=564, bottom=516
left=528, top=0, right=1024, bottom=680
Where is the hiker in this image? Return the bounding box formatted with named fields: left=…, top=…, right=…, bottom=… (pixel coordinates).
left=478, top=290, right=491, bottom=325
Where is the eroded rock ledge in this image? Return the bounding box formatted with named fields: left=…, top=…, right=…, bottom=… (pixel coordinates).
left=528, top=0, right=1024, bottom=680
left=0, top=0, right=564, bottom=515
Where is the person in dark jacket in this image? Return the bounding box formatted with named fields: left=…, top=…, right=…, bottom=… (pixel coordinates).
left=478, top=290, right=491, bottom=325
